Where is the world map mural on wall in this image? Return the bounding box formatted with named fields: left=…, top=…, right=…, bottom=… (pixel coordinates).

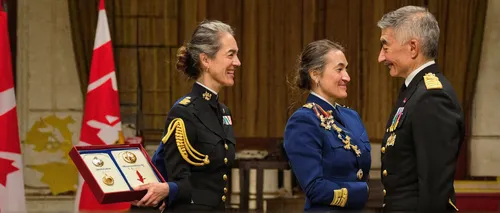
left=23, top=115, right=78, bottom=196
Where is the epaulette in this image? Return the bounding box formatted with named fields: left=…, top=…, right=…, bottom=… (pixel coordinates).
left=423, top=73, right=442, bottom=90
left=161, top=118, right=209, bottom=166
left=335, top=103, right=350, bottom=109
left=178, top=96, right=194, bottom=106
left=302, top=103, right=314, bottom=109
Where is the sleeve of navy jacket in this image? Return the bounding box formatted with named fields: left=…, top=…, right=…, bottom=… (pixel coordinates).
left=151, top=97, right=193, bottom=206
left=283, top=109, right=368, bottom=210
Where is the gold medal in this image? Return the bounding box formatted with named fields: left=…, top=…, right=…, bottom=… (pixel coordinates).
left=386, top=133, right=396, bottom=147
left=92, top=157, right=104, bottom=167
left=102, top=174, right=114, bottom=186
left=122, top=151, right=137, bottom=164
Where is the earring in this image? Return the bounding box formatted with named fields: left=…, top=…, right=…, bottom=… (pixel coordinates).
left=316, top=80, right=320, bottom=88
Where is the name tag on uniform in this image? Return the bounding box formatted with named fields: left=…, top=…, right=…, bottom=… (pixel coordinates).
left=223, top=115, right=232, bottom=125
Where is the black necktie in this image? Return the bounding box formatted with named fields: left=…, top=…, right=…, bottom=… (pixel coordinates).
left=397, top=83, right=407, bottom=101
left=400, top=83, right=407, bottom=93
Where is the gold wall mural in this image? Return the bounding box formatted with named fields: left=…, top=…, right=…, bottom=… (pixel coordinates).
left=23, top=115, right=79, bottom=196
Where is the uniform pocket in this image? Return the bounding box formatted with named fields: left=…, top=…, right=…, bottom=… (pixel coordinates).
left=195, top=129, right=222, bottom=153
left=190, top=189, right=221, bottom=207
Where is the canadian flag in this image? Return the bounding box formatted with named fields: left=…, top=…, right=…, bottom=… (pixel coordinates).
left=0, top=6, right=27, bottom=213
left=74, top=0, right=130, bottom=211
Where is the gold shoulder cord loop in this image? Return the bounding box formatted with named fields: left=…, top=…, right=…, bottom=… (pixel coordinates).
left=161, top=118, right=210, bottom=166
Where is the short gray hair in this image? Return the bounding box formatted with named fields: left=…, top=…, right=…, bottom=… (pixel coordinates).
left=176, top=20, right=235, bottom=79
left=377, top=5, right=440, bottom=59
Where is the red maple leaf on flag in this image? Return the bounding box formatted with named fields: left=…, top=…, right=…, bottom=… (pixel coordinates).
left=0, top=157, right=19, bottom=187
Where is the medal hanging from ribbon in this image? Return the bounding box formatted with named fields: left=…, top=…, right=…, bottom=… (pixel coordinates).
left=310, top=103, right=361, bottom=157
left=389, top=107, right=404, bottom=132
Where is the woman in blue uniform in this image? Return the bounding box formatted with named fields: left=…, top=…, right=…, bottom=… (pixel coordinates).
left=284, top=39, right=371, bottom=212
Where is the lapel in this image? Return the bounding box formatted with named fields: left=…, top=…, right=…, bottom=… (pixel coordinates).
left=385, top=63, right=440, bottom=130
left=306, top=94, right=349, bottom=131
left=307, top=94, right=363, bottom=163
left=190, top=83, right=225, bottom=138
left=401, top=63, right=439, bottom=105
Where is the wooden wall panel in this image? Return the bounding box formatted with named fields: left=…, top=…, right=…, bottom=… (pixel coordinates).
left=114, top=0, right=138, bottom=16
left=138, top=18, right=165, bottom=45
left=164, top=0, right=178, bottom=46
left=116, top=48, right=138, bottom=105
left=106, top=0, right=482, bottom=152
left=302, top=0, right=315, bottom=46
left=239, top=0, right=258, bottom=137
left=114, top=18, right=138, bottom=45
left=255, top=0, right=270, bottom=137
left=285, top=0, right=304, bottom=119
left=360, top=0, right=391, bottom=141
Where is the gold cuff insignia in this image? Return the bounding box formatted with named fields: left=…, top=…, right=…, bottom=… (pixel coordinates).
left=161, top=118, right=210, bottom=166
left=330, top=188, right=348, bottom=207
left=423, top=73, right=443, bottom=90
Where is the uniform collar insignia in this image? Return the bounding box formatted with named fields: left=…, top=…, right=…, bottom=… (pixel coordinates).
left=202, top=91, right=212, bottom=101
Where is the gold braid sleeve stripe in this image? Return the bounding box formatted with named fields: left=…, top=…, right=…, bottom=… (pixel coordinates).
left=330, top=188, right=348, bottom=207
left=161, top=118, right=210, bottom=166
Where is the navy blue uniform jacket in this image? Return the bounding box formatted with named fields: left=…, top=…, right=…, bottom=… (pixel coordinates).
left=380, top=64, right=463, bottom=213
left=151, top=83, right=235, bottom=211
left=284, top=93, right=371, bottom=211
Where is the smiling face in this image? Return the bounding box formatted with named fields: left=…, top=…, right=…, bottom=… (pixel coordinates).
left=378, top=27, right=414, bottom=78
left=311, top=50, right=351, bottom=99
left=200, top=32, right=241, bottom=88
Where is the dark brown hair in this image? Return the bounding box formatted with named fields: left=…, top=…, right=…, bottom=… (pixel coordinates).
left=176, top=20, right=235, bottom=79
left=294, top=39, right=345, bottom=90
left=288, top=39, right=345, bottom=111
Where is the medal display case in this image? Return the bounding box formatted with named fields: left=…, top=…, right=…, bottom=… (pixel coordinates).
left=69, top=143, right=165, bottom=204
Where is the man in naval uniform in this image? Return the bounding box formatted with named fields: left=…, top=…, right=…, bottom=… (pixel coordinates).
left=376, top=6, right=464, bottom=213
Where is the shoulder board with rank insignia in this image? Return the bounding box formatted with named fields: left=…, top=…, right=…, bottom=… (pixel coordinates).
left=303, top=103, right=314, bottom=109
left=335, top=103, right=350, bottom=109
left=423, top=73, right=443, bottom=90
left=178, top=96, right=193, bottom=106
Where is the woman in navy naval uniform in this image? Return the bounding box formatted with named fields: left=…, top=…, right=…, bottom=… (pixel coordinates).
left=132, top=20, right=241, bottom=212
left=284, top=39, right=371, bottom=212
